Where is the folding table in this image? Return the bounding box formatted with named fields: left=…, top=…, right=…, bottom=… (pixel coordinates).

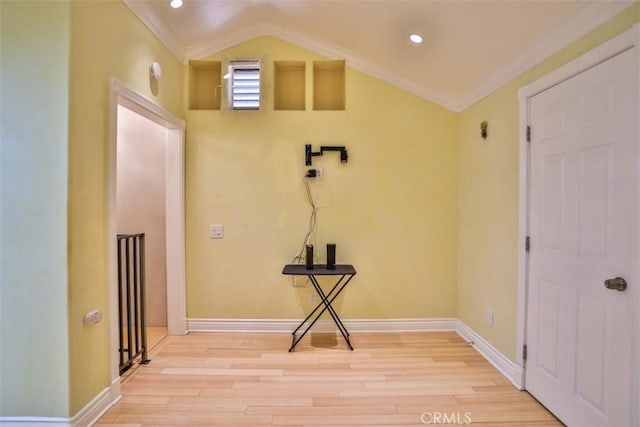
left=282, top=264, right=357, bottom=352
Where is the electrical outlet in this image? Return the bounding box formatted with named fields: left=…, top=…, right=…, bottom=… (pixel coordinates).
left=209, top=224, right=223, bottom=238
left=486, top=309, right=495, bottom=327
left=308, top=292, right=317, bottom=304
left=315, top=167, right=323, bottom=179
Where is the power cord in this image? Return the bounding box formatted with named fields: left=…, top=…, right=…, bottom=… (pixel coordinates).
left=292, top=174, right=317, bottom=266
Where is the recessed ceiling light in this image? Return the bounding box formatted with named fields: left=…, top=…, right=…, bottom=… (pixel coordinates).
left=170, top=0, right=183, bottom=8
left=409, top=33, right=423, bottom=44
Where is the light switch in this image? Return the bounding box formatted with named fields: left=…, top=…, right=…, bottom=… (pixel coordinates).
left=209, top=224, right=223, bottom=239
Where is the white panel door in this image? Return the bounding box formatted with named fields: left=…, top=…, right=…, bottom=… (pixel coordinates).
left=527, top=48, right=637, bottom=426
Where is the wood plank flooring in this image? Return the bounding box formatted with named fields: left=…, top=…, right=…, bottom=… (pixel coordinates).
left=96, top=332, right=562, bottom=426
left=147, top=326, right=168, bottom=352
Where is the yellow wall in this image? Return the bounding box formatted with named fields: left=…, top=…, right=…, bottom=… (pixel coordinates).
left=68, top=0, right=183, bottom=415
left=3, top=0, right=639, bottom=420
left=0, top=1, right=71, bottom=417
left=457, top=3, right=640, bottom=360
left=185, top=37, right=459, bottom=320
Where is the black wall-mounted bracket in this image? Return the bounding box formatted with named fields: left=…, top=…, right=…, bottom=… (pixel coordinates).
left=305, top=144, right=348, bottom=166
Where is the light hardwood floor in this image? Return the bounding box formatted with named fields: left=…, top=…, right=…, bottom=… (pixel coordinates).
left=147, top=326, right=168, bottom=352
left=97, top=332, right=562, bottom=426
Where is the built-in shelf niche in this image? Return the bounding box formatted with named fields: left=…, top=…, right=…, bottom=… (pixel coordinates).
left=189, top=60, right=221, bottom=110
left=313, top=60, right=345, bottom=111
left=274, top=61, right=306, bottom=111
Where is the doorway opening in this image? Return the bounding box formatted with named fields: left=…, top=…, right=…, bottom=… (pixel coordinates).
left=108, top=78, right=187, bottom=387
left=117, top=103, right=168, bottom=355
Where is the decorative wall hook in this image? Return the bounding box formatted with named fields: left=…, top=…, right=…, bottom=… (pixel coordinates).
left=480, top=121, right=488, bottom=140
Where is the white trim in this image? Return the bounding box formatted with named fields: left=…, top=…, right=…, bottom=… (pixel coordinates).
left=0, top=418, right=69, bottom=426
left=0, top=381, right=120, bottom=427
left=515, top=93, right=529, bottom=374
left=517, top=27, right=638, bottom=100
left=0, top=318, right=519, bottom=425
left=189, top=318, right=303, bottom=333
left=68, top=385, right=116, bottom=427
left=122, top=0, right=185, bottom=61
left=109, top=79, right=185, bottom=129
left=342, top=318, right=457, bottom=332
left=107, top=77, right=187, bottom=390
left=516, top=23, right=640, bottom=412
left=632, top=23, right=640, bottom=427
left=124, top=1, right=635, bottom=112
left=107, top=76, right=121, bottom=385
left=185, top=22, right=455, bottom=110
left=455, top=0, right=635, bottom=111
left=164, top=127, right=188, bottom=336
left=107, top=78, right=188, bottom=336
left=456, top=320, right=524, bottom=389
left=187, top=317, right=521, bottom=386
left=187, top=318, right=458, bottom=334
left=186, top=22, right=276, bottom=62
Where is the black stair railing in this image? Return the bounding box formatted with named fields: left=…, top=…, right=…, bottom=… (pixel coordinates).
left=117, top=233, right=150, bottom=374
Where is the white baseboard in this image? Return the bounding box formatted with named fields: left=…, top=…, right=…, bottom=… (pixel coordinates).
left=187, top=317, right=458, bottom=333
left=69, top=384, right=113, bottom=427
left=343, top=318, right=458, bottom=332
left=75, top=377, right=121, bottom=427
left=187, top=318, right=299, bottom=333
left=187, top=317, right=522, bottom=387
left=0, top=418, right=70, bottom=426
left=455, top=320, right=524, bottom=389
left=0, top=378, right=121, bottom=427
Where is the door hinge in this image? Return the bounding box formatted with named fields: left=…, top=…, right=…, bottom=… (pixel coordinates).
left=526, top=126, right=531, bottom=143
left=525, top=236, right=530, bottom=252
left=523, top=344, right=528, bottom=361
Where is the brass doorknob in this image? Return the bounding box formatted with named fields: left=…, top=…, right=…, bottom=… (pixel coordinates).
left=604, top=277, right=627, bottom=292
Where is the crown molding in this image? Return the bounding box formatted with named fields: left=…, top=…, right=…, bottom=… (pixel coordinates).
left=185, top=22, right=456, bottom=110
left=122, top=0, right=185, bottom=62
left=278, top=28, right=455, bottom=110
left=185, top=21, right=281, bottom=60
left=453, top=0, right=636, bottom=111
left=125, top=0, right=636, bottom=113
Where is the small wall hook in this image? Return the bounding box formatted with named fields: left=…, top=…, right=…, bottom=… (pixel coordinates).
left=480, top=121, right=488, bottom=140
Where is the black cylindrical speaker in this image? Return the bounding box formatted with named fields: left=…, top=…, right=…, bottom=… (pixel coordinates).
left=326, top=243, right=336, bottom=270
left=305, top=244, right=314, bottom=270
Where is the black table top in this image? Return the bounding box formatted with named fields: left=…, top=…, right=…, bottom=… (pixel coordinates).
left=282, top=264, right=356, bottom=276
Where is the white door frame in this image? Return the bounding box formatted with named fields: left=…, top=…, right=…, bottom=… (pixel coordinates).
left=516, top=24, right=640, bottom=425
left=107, top=77, right=187, bottom=388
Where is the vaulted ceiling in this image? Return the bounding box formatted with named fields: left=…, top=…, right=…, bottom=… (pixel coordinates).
left=124, top=0, right=634, bottom=111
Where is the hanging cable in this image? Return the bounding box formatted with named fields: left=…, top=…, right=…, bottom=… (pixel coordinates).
left=292, top=175, right=317, bottom=265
